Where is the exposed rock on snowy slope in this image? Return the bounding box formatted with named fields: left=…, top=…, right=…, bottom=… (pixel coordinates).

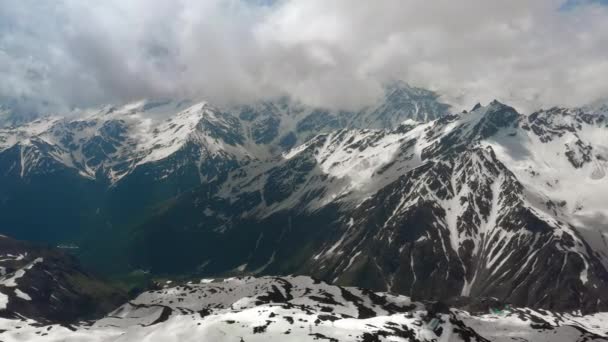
left=0, top=275, right=606, bottom=342
left=0, top=100, right=256, bottom=183
left=0, top=235, right=125, bottom=323
left=348, top=81, right=451, bottom=129
left=0, top=83, right=447, bottom=184
left=232, top=81, right=450, bottom=150
left=131, top=101, right=608, bottom=312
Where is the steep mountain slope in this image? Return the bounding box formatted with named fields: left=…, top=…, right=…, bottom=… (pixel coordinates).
left=348, top=81, right=451, bottom=128
left=231, top=81, right=450, bottom=150
left=0, top=101, right=259, bottom=244
left=0, top=275, right=605, bottom=341
left=0, top=83, right=448, bottom=246
left=1, top=100, right=255, bottom=183
left=0, top=235, right=125, bottom=323
left=0, top=100, right=268, bottom=248
left=0, top=82, right=446, bottom=182
left=130, top=101, right=608, bottom=312
left=302, top=104, right=608, bottom=312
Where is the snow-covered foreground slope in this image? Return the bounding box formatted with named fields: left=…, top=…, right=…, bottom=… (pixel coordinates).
left=0, top=276, right=606, bottom=342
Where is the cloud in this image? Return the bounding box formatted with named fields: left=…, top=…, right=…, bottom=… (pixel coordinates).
left=1, top=0, right=608, bottom=115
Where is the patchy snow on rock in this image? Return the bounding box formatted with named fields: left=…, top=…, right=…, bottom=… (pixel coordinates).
left=14, top=289, right=31, bottom=301
left=0, top=257, right=43, bottom=287
left=0, top=276, right=605, bottom=342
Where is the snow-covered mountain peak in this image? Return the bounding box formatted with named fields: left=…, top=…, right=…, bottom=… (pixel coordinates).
left=218, top=102, right=533, bottom=215
left=134, top=101, right=249, bottom=166
left=0, top=99, right=260, bottom=182
left=216, top=102, right=525, bottom=215
left=212, top=99, right=607, bottom=218
left=348, top=82, right=451, bottom=129
left=0, top=82, right=448, bottom=174
left=0, top=115, right=61, bottom=145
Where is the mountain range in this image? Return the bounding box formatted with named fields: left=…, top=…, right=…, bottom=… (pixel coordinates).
left=0, top=82, right=607, bottom=317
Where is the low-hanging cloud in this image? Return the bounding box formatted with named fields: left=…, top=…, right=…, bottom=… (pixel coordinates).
left=1, top=0, right=608, bottom=115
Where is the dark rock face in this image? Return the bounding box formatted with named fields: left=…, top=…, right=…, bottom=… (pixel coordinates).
left=0, top=236, right=126, bottom=323
left=306, top=147, right=608, bottom=313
